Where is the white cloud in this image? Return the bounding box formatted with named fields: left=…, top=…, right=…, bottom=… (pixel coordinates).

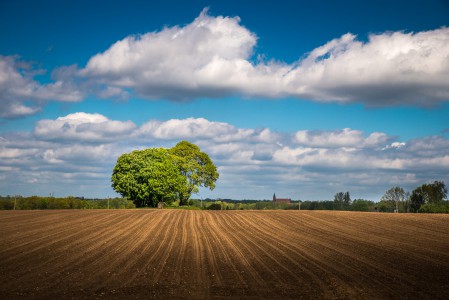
left=79, top=10, right=449, bottom=106
left=97, top=86, right=130, bottom=100
left=35, top=112, right=137, bottom=142
left=254, top=128, right=280, bottom=143
left=41, top=144, right=116, bottom=164
left=58, top=112, right=109, bottom=124
left=0, top=147, right=39, bottom=159
left=1, top=113, right=449, bottom=200
left=285, top=28, right=449, bottom=105
left=3, top=10, right=448, bottom=120
left=382, top=142, right=406, bottom=150
left=272, top=146, right=408, bottom=170
left=81, top=8, right=265, bottom=100
left=138, top=117, right=254, bottom=142
left=0, top=56, right=85, bottom=118
left=1, top=102, right=41, bottom=118
left=294, top=128, right=391, bottom=148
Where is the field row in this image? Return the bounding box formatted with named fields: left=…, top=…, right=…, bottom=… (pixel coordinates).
left=1, top=210, right=449, bottom=299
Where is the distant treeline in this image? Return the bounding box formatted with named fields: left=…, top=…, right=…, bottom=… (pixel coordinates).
left=2, top=180, right=448, bottom=213
left=191, top=198, right=449, bottom=213
left=188, top=199, right=378, bottom=212
left=2, top=196, right=448, bottom=213
left=0, top=196, right=135, bottom=210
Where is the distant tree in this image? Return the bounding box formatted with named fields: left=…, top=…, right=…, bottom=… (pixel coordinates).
left=426, top=181, right=447, bottom=204
left=418, top=202, right=449, bottom=213
left=351, top=199, right=375, bottom=212
left=410, top=189, right=426, bottom=213
left=334, top=192, right=351, bottom=210
left=410, top=181, right=447, bottom=212
left=170, top=141, right=219, bottom=206
left=381, top=187, right=406, bottom=212
left=343, top=192, right=351, bottom=209
left=334, top=192, right=344, bottom=210
left=378, top=200, right=396, bottom=212
left=207, top=203, right=222, bottom=210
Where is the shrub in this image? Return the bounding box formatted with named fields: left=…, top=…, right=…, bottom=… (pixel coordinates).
left=351, top=199, right=376, bottom=212
left=418, top=202, right=449, bottom=213
left=207, top=203, right=222, bottom=210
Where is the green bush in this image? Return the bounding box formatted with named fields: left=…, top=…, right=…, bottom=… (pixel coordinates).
left=418, top=202, right=449, bottom=213
left=0, top=198, right=14, bottom=210
left=207, top=203, right=222, bottom=210
left=0, top=196, right=135, bottom=210
left=351, top=199, right=376, bottom=212
left=378, top=200, right=396, bottom=212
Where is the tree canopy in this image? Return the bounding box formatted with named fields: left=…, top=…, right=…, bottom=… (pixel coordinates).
left=334, top=191, right=351, bottom=210
left=170, top=141, right=219, bottom=205
left=381, top=186, right=407, bottom=212
left=410, top=181, right=447, bottom=212
left=111, top=141, right=219, bottom=207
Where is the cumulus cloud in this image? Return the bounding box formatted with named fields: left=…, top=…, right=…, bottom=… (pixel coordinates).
left=1, top=113, right=449, bottom=199
left=79, top=10, right=449, bottom=106
left=35, top=112, right=137, bottom=142
left=80, top=9, right=289, bottom=100
left=138, top=117, right=256, bottom=142
left=0, top=56, right=85, bottom=118
left=2, top=10, right=448, bottom=119
left=294, top=128, right=391, bottom=148
left=81, top=8, right=263, bottom=100
left=272, top=146, right=407, bottom=170
left=286, top=29, right=449, bottom=106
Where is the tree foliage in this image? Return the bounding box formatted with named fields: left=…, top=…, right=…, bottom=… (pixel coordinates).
left=334, top=191, right=351, bottom=210
left=410, top=181, right=447, bottom=212
left=381, top=186, right=407, bottom=212
left=111, top=148, right=186, bottom=207
left=170, top=141, right=219, bottom=205
left=351, top=199, right=376, bottom=211
left=0, top=195, right=135, bottom=210
left=111, top=141, right=219, bottom=207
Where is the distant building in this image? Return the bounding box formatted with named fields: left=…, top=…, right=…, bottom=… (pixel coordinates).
left=272, top=193, right=291, bottom=204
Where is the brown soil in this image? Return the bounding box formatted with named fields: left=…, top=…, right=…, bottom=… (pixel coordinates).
left=1, top=210, right=448, bottom=299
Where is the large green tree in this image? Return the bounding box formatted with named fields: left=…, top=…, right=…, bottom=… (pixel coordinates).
left=111, top=141, right=219, bottom=207
left=170, top=141, right=219, bottom=205
left=111, top=148, right=186, bottom=207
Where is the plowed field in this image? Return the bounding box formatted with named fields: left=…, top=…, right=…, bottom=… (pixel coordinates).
left=1, top=210, right=448, bottom=299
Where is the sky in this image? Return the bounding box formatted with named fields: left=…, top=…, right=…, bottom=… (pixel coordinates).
left=1, top=0, right=449, bottom=201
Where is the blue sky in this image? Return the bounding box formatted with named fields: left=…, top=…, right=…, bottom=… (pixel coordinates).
left=0, top=0, right=448, bottom=200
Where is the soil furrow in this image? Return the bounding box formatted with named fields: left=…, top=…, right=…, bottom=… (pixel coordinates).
left=1, top=210, right=449, bottom=299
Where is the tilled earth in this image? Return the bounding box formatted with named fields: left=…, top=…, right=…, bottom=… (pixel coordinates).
left=1, top=209, right=448, bottom=299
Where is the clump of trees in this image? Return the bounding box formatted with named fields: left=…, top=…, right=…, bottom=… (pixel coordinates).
left=378, top=181, right=448, bottom=213
left=0, top=196, right=135, bottom=210
left=333, top=191, right=352, bottom=210
left=207, top=203, right=222, bottom=210
left=185, top=197, right=377, bottom=211
left=299, top=197, right=377, bottom=212
left=410, top=181, right=448, bottom=213
left=111, top=141, right=219, bottom=208
left=379, top=187, right=408, bottom=212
